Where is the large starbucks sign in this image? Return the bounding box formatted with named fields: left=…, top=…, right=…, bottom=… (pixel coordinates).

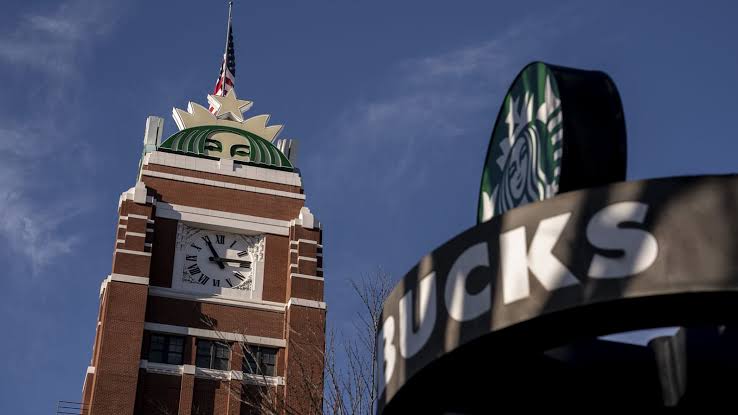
left=379, top=62, right=738, bottom=412
left=379, top=175, right=738, bottom=413
left=478, top=62, right=627, bottom=222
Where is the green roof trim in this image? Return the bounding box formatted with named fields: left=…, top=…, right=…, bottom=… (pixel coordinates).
left=158, top=125, right=294, bottom=171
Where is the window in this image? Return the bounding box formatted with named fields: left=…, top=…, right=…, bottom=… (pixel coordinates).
left=196, top=339, right=230, bottom=370
left=243, top=346, right=278, bottom=376
left=149, top=334, right=184, bottom=365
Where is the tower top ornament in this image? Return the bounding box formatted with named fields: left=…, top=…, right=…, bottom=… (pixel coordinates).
left=152, top=1, right=295, bottom=172
left=171, top=89, right=284, bottom=143
left=208, top=88, right=252, bottom=122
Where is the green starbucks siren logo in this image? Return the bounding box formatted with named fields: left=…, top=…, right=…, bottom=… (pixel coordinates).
left=158, top=125, right=293, bottom=171
left=479, top=63, right=562, bottom=221
left=477, top=62, right=627, bottom=223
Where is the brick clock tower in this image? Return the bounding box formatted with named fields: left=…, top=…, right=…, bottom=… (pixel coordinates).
left=80, top=88, right=325, bottom=414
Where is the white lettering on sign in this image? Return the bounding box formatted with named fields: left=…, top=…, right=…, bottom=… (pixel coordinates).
left=586, top=202, right=658, bottom=278
left=376, top=316, right=396, bottom=396
left=379, top=202, right=659, bottom=397
left=444, top=243, right=491, bottom=322
left=399, top=271, right=437, bottom=358
left=501, top=212, right=580, bottom=304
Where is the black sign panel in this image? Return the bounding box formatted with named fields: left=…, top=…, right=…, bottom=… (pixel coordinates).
left=379, top=175, right=738, bottom=413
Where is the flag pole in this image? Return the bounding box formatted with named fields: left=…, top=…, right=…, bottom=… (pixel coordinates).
left=219, top=1, right=233, bottom=96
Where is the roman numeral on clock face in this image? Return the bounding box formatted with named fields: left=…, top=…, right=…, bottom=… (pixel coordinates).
left=182, top=231, right=260, bottom=290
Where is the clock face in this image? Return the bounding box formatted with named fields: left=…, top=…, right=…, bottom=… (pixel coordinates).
left=175, top=226, right=265, bottom=298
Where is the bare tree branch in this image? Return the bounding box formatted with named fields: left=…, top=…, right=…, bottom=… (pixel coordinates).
left=329, top=268, right=393, bottom=415
left=192, top=268, right=391, bottom=415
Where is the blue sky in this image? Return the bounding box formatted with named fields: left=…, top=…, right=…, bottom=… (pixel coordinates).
left=0, top=0, right=737, bottom=413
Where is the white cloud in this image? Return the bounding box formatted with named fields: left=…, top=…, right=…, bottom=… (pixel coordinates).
left=307, top=4, right=590, bottom=205
left=0, top=0, right=121, bottom=274
left=0, top=123, right=92, bottom=273
left=28, top=15, right=84, bottom=40
left=400, top=38, right=513, bottom=85
left=0, top=0, right=117, bottom=74
left=0, top=155, right=81, bottom=273
left=311, top=22, right=546, bottom=199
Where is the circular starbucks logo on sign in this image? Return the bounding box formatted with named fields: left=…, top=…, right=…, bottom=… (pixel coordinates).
left=478, top=62, right=563, bottom=222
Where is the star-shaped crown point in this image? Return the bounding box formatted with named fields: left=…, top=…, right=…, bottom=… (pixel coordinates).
left=207, top=89, right=253, bottom=122
left=171, top=89, right=284, bottom=142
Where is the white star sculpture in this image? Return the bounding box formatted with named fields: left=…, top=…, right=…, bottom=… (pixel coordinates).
left=207, top=89, right=253, bottom=122
left=172, top=91, right=284, bottom=142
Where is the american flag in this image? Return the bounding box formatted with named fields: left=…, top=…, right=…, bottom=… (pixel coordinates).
left=209, top=5, right=236, bottom=113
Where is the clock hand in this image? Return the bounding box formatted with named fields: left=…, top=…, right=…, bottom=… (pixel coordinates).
left=204, top=240, right=225, bottom=269
left=209, top=257, right=252, bottom=268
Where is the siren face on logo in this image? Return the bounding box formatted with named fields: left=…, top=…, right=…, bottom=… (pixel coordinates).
left=203, top=133, right=251, bottom=162
left=479, top=63, right=563, bottom=222
left=505, top=129, right=532, bottom=200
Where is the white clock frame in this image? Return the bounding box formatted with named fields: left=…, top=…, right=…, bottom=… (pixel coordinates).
left=171, top=222, right=266, bottom=301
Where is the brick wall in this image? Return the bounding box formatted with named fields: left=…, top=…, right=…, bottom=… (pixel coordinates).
left=192, top=379, right=231, bottom=415
left=150, top=217, right=178, bottom=288
left=88, top=195, right=155, bottom=415
left=239, top=385, right=287, bottom=414
left=143, top=176, right=304, bottom=222
left=284, top=305, right=326, bottom=414
left=112, top=252, right=151, bottom=277
left=143, top=164, right=303, bottom=194
left=264, top=234, right=289, bottom=303
left=81, top=372, right=93, bottom=411
left=139, top=373, right=181, bottom=414
left=179, top=374, right=195, bottom=415
left=290, top=278, right=324, bottom=302
left=145, top=296, right=285, bottom=338
left=88, top=282, right=149, bottom=415
left=295, top=259, right=318, bottom=276
left=292, top=226, right=322, bottom=244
